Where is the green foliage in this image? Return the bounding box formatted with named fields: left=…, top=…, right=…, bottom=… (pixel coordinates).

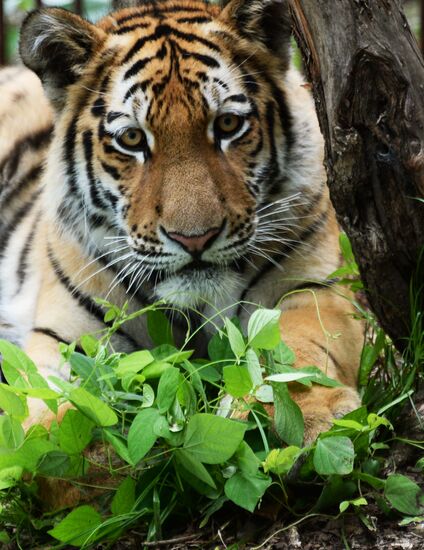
left=0, top=237, right=422, bottom=547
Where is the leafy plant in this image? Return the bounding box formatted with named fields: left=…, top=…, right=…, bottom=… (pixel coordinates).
left=0, top=238, right=422, bottom=547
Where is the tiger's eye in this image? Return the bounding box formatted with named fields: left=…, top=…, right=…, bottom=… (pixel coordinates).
left=215, top=114, right=243, bottom=137
left=117, top=128, right=146, bottom=151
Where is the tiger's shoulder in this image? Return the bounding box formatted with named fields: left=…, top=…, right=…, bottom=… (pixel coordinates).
left=0, top=66, right=53, bottom=231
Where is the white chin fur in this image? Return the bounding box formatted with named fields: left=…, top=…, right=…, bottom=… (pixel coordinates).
left=155, top=268, right=241, bottom=309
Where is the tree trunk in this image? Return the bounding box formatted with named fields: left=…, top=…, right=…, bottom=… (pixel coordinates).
left=289, top=0, right=424, bottom=349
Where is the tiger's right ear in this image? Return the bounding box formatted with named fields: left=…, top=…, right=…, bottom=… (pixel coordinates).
left=19, top=8, right=106, bottom=109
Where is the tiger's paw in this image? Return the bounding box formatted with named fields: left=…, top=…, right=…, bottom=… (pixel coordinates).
left=300, top=386, right=361, bottom=445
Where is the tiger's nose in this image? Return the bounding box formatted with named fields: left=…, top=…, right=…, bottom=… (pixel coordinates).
left=167, top=226, right=222, bottom=254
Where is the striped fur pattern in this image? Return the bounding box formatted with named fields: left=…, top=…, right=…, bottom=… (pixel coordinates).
left=0, top=0, right=363, bottom=439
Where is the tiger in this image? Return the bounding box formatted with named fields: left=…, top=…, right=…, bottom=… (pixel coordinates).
left=0, top=0, right=363, bottom=442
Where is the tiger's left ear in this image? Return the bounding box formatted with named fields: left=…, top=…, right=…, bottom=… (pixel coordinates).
left=220, top=0, right=291, bottom=65
left=20, top=8, right=106, bottom=109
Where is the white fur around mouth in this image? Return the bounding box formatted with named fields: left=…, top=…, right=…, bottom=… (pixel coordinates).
left=154, top=267, right=242, bottom=308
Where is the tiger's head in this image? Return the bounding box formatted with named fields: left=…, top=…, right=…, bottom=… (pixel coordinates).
left=20, top=0, right=322, bottom=308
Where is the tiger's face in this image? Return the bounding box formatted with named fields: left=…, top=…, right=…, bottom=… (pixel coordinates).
left=20, top=0, right=296, bottom=307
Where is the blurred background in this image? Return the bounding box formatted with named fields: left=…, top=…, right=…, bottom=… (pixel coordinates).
left=0, top=0, right=423, bottom=65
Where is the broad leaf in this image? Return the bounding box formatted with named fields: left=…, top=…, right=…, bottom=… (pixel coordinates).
left=111, top=476, right=136, bottom=515
left=223, top=365, right=253, bottom=398
left=184, top=414, right=246, bottom=464
left=48, top=505, right=102, bottom=546
left=59, top=410, right=94, bottom=454
left=273, top=383, right=304, bottom=447
left=127, top=408, right=160, bottom=464
left=225, top=472, right=272, bottom=512
left=385, top=474, right=424, bottom=515
left=247, top=309, right=281, bottom=350
left=157, top=366, right=180, bottom=413
left=175, top=449, right=217, bottom=488
left=314, top=436, right=355, bottom=476
left=69, top=387, right=118, bottom=427
left=224, top=319, right=245, bottom=358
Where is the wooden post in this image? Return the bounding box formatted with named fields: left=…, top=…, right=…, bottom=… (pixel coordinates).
left=289, top=0, right=424, bottom=348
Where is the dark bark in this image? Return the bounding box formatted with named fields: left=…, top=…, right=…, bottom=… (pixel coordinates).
left=289, top=0, right=424, bottom=349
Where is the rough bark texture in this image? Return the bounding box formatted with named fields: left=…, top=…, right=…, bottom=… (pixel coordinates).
left=289, top=0, right=424, bottom=348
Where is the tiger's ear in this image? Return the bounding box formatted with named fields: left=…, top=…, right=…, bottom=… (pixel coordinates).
left=19, top=8, right=106, bottom=109
left=220, top=0, right=291, bottom=66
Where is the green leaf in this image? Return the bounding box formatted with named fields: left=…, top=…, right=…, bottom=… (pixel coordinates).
left=255, top=384, right=274, bottom=403
left=59, top=410, right=94, bottom=454
left=147, top=309, right=174, bottom=346
left=272, top=341, right=296, bottom=366
left=157, top=366, right=180, bottom=414
left=0, top=465, right=23, bottom=490
left=225, top=472, right=272, bottom=513
left=69, top=387, right=118, bottom=427
left=248, top=309, right=281, bottom=350
left=79, top=334, right=99, bottom=358
left=103, top=430, right=132, bottom=464
left=48, top=505, right=102, bottom=546
left=0, top=385, right=27, bottom=419
left=175, top=449, right=217, bottom=488
left=0, top=530, right=10, bottom=543
left=0, top=415, right=24, bottom=449
left=208, top=331, right=235, bottom=362
left=299, top=366, right=343, bottom=388
left=359, top=330, right=385, bottom=386
left=263, top=446, right=301, bottom=475
left=246, top=349, right=263, bottom=387
left=224, top=318, right=246, bottom=358
left=273, top=383, right=304, bottom=447
left=141, top=383, right=155, bottom=408
left=385, top=474, right=424, bottom=515
left=184, top=414, right=247, bottom=464
left=111, top=476, right=136, bottom=515
left=127, top=408, right=160, bottom=464
left=333, top=419, right=364, bottom=431
left=266, top=372, right=312, bottom=383
left=0, top=339, right=37, bottom=381
left=339, top=497, right=368, bottom=513
left=314, top=436, right=355, bottom=476
left=223, top=365, right=253, bottom=398
left=4, top=385, right=61, bottom=399
left=234, top=441, right=261, bottom=476
left=37, top=451, right=70, bottom=477
left=115, top=350, right=154, bottom=377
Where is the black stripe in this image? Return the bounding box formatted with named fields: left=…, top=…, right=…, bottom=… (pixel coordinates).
left=124, top=56, right=156, bottom=80
left=227, top=94, right=248, bottom=104
left=114, top=22, right=151, bottom=35
left=124, top=80, right=152, bottom=102
left=15, top=211, right=41, bottom=295
left=82, top=130, right=108, bottom=210
left=122, top=23, right=220, bottom=65
left=107, top=111, right=129, bottom=124
left=0, top=126, right=52, bottom=181
left=116, top=6, right=206, bottom=26
left=101, top=160, right=120, bottom=181
left=0, top=163, right=43, bottom=208
left=47, top=246, right=139, bottom=348
left=176, top=16, right=212, bottom=24
left=174, top=42, right=219, bottom=68
left=0, top=190, right=40, bottom=299
left=0, top=189, right=39, bottom=259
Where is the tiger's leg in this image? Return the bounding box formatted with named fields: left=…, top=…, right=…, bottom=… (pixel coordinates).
left=279, top=288, right=364, bottom=444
